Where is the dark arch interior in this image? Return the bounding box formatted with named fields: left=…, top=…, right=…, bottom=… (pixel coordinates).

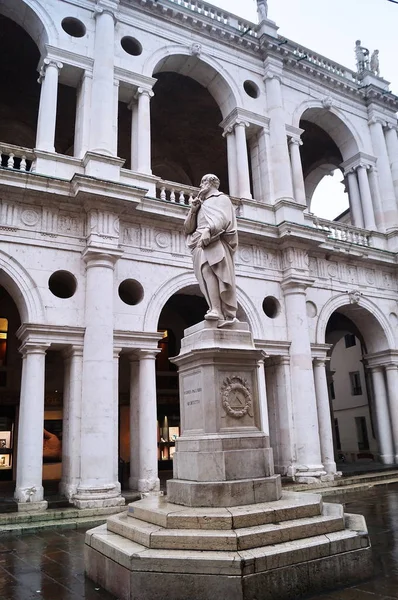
left=299, top=120, right=343, bottom=179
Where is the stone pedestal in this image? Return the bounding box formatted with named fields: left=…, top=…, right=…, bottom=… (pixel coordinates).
left=167, top=320, right=281, bottom=507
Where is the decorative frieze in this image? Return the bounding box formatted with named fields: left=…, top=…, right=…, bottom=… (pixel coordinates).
left=0, top=199, right=84, bottom=238
left=309, top=255, right=397, bottom=290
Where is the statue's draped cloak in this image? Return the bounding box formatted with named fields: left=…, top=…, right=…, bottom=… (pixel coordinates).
left=185, top=192, right=238, bottom=317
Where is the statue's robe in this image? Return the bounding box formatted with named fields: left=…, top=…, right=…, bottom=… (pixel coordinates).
left=184, top=192, right=238, bottom=318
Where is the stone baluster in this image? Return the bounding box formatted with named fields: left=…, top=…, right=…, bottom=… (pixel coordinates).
left=15, top=343, right=49, bottom=509
left=60, top=346, right=84, bottom=500
left=223, top=126, right=239, bottom=197
left=384, top=124, right=398, bottom=203
left=264, top=62, right=294, bottom=203
left=368, top=116, right=398, bottom=229
left=313, top=358, right=337, bottom=475
left=74, top=250, right=124, bottom=508
left=289, top=137, right=306, bottom=206
left=234, top=121, right=252, bottom=199
left=385, top=364, right=398, bottom=462
left=370, top=366, right=394, bottom=464
left=89, top=4, right=118, bottom=155
left=356, top=164, right=376, bottom=230
left=346, top=169, right=364, bottom=228
left=35, top=59, right=63, bottom=153
left=136, top=88, right=154, bottom=174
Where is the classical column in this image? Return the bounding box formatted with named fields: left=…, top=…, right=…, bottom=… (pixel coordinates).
left=223, top=127, right=239, bottom=197
left=89, top=5, right=117, bottom=155
left=370, top=366, right=394, bottom=464
left=74, top=250, right=124, bottom=508
left=60, top=346, right=83, bottom=500
left=74, top=72, right=92, bottom=158
left=385, top=364, right=398, bottom=461
left=264, top=70, right=294, bottom=202
left=15, top=344, right=49, bottom=509
left=368, top=166, right=386, bottom=232
left=356, top=164, right=376, bottom=230
left=35, top=59, right=63, bottom=153
left=257, top=359, right=269, bottom=436
left=234, top=121, right=252, bottom=198
left=130, top=350, right=160, bottom=493
left=384, top=124, right=398, bottom=203
left=128, top=98, right=139, bottom=171
left=113, top=348, right=121, bottom=489
left=346, top=169, right=364, bottom=228
left=282, top=279, right=324, bottom=482
left=136, top=88, right=154, bottom=174
left=275, top=356, right=296, bottom=476
left=313, top=358, right=337, bottom=475
left=368, top=117, right=398, bottom=229
left=289, top=138, right=306, bottom=205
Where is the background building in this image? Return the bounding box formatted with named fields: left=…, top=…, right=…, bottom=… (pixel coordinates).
left=1, top=0, right=398, bottom=509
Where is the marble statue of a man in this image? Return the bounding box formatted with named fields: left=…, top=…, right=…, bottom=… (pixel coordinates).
left=370, top=50, right=380, bottom=76
left=184, top=174, right=238, bottom=326
left=257, top=0, right=268, bottom=21
left=355, top=40, right=369, bottom=73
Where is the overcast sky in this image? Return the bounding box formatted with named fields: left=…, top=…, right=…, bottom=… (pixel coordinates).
left=207, top=0, right=397, bottom=220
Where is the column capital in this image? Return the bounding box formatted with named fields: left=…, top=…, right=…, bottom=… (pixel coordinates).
left=385, top=363, right=398, bottom=371
left=38, top=59, right=63, bottom=83
left=63, top=345, right=84, bottom=360
left=135, top=348, right=160, bottom=360
left=263, top=72, right=282, bottom=83
left=82, top=247, right=122, bottom=268
left=135, top=87, right=154, bottom=100
left=234, top=119, right=250, bottom=130
left=368, top=116, right=386, bottom=127
left=19, top=342, right=50, bottom=357
left=289, top=136, right=302, bottom=147
left=94, top=0, right=119, bottom=22
left=313, top=357, right=328, bottom=368
left=281, top=275, right=314, bottom=294
left=384, top=122, right=398, bottom=132
left=222, top=125, right=235, bottom=138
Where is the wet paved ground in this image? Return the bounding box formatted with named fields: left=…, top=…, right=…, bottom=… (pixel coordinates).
left=0, top=484, right=397, bottom=599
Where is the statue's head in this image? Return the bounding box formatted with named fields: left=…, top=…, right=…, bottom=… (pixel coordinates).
left=200, top=174, right=220, bottom=190
left=355, top=40, right=361, bottom=46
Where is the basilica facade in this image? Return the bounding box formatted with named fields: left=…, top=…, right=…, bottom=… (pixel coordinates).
left=1, top=0, right=398, bottom=510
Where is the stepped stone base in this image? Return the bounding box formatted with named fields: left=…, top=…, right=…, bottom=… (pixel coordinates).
left=85, top=492, right=373, bottom=600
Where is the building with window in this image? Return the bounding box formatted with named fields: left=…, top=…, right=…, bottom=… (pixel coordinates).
left=1, top=0, right=398, bottom=510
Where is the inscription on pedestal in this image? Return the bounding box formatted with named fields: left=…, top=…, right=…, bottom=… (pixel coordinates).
left=182, top=371, right=203, bottom=432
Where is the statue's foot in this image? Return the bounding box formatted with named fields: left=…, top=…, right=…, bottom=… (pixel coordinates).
left=205, top=309, right=222, bottom=321
left=218, top=317, right=239, bottom=328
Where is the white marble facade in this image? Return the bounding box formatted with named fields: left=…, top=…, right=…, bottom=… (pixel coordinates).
left=1, top=0, right=398, bottom=508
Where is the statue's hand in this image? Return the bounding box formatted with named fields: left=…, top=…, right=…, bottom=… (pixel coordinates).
left=200, top=229, right=211, bottom=247
left=191, top=197, right=201, bottom=211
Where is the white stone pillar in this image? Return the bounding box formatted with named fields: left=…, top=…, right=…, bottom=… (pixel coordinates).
left=313, top=358, right=336, bottom=475
left=35, top=59, right=63, bottom=153
left=234, top=121, right=252, bottom=199
left=368, top=166, right=386, bottom=232
left=132, top=350, right=160, bottom=493
left=275, top=356, right=296, bottom=476
left=385, top=364, right=398, bottom=462
left=15, top=344, right=48, bottom=509
left=368, top=117, right=398, bottom=229
left=60, top=346, right=83, bottom=500
left=346, top=170, right=364, bottom=228
left=370, top=366, right=394, bottom=464
left=136, top=88, right=154, bottom=174
left=89, top=6, right=117, bottom=155
left=129, top=98, right=139, bottom=172
left=113, top=348, right=121, bottom=489
left=282, top=280, right=324, bottom=482
left=257, top=359, right=269, bottom=436
left=289, top=138, right=306, bottom=205
left=74, top=72, right=92, bottom=158
left=384, top=124, right=398, bottom=203
left=223, top=127, right=239, bottom=197
left=74, top=251, right=123, bottom=508
left=264, top=71, right=294, bottom=202
left=356, top=164, right=376, bottom=230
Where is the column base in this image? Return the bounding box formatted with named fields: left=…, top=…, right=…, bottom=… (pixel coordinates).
left=73, top=485, right=125, bottom=509
left=293, top=465, right=327, bottom=484
left=59, top=482, right=78, bottom=501
left=14, top=485, right=45, bottom=504
left=379, top=454, right=395, bottom=465
left=18, top=501, right=48, bottom=513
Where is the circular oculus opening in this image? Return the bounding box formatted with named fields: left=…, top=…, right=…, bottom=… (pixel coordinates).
left=262, top=296, right=281, bottom=319
left=121, top=36, right=143, bottom=56
left=243, top=80, right=260, bottom=99
left=49, top=270, right=77, bottom=299
left=61, top=17, right=86, bottom=38
left=118, top=279, right=144, bottom=306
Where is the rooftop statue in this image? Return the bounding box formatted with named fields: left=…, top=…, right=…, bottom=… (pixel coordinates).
left=370, top=49, right=380, bottom=76
left=355, top=40, right=369, bottom=73
left=257, top=0, right=268, bottom=22
left=184, top=174, right=238, bottom=327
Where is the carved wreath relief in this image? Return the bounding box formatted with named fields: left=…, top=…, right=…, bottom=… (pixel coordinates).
left=221, top=376, right=253, bottom=419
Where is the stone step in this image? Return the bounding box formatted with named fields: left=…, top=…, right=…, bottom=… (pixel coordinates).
left=107, top=504, right=344, bottom=552
left=128, top=491, right=322, bottom=530
left=86, top=516, right=369, bottom=577
left=288, top=470, right=398, bottom=493
left=0, top=514, right=115, bottom=536
left=0, top=505, right=126, bottom=528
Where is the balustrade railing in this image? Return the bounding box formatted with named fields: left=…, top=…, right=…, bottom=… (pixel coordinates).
left=291, top=45, right=360, bottom=84
left=157, top=179, right=199, bottom=205
left=0, top=143, right=34, bottom=172
left=314, top=217, right=371, bottom=247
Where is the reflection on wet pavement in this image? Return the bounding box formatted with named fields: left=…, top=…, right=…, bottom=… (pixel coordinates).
left=0, top=484, right=397, bottom=599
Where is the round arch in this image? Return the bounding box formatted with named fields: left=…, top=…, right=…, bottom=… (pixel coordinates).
left=144, top=45, right=241, bottom=118
left=143, top=271, right=264, bottom=339
left=305, top=160, right=342, bottom=209
left=0, top=250, right=45, bottom=324
left=316, top=293, right=395, bottom=353
left=292, top=101, right=362, bottom=161
left=0, top=0, right=57, bottom=54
